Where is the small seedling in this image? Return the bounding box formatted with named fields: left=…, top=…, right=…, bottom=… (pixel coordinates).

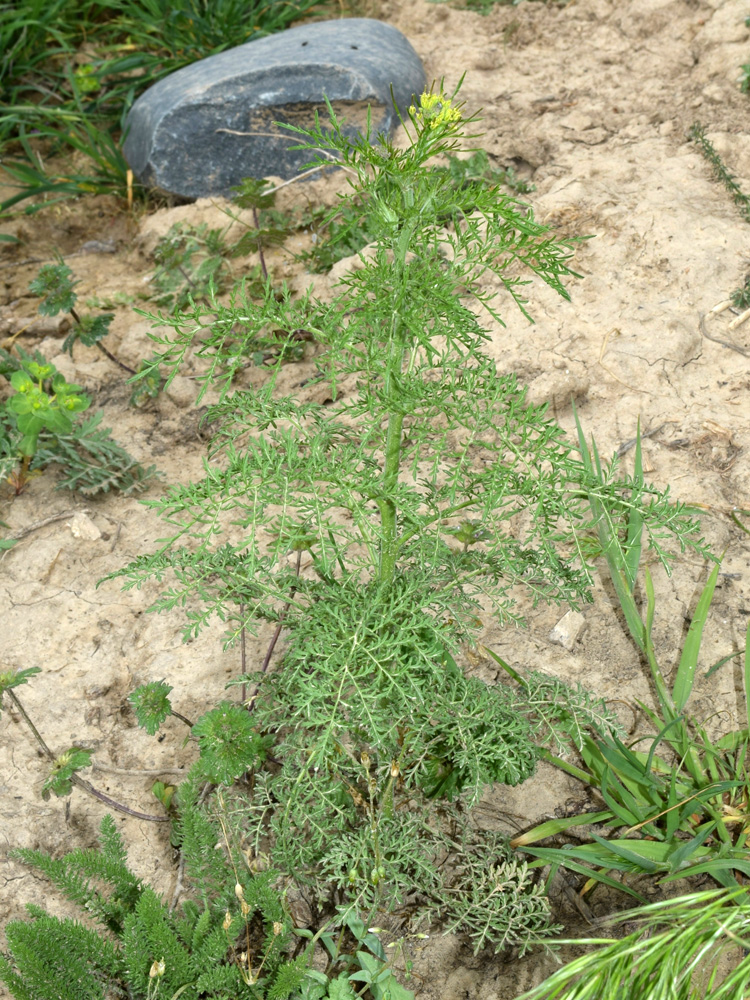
left=0, top=668, right=166, bottom=822
left=731, top=273, right=750, bottom=309
left=29, top=261, right=169, bottom=407
left=29, top=261, right=137, bottom=375
left=149, top=222, right=238, bottom=313
left=741, top=15, right=750, bottom=92
left=128, top=680, right=194, bottom=734
left=689, top=123, right=750, bottom=223
left=147, top=181, right=320, bottom=315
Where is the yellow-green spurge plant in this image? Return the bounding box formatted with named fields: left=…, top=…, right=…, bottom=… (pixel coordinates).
left=0, top=89, right=706, bottom=999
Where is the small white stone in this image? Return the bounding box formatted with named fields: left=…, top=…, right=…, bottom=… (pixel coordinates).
left=549, top=610, right=586, bottom=651
left=68, top=512, right=101, bottom=541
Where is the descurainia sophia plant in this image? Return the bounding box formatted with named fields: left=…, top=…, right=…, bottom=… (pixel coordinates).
left=113, top=86, right=703, bottom=942
left=0, top=87, right=708, bottom=997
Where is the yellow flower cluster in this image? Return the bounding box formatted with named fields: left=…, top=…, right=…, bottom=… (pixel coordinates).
left=408, top=90, right=462, bottom=130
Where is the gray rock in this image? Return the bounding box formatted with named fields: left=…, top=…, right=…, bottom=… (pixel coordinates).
left=123, top=18, right=425, bottom=199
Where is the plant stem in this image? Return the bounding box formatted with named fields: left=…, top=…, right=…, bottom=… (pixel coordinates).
left=252, top=206, right=268, bottom=281
left=376, top=223, right=419, bottom=585
left=378, top=408, right=405, bottom=584
left=8, top=688, right=49, bottom=754
left=95, top=341, right=137, bottom=375
left=78, top=781, right=169, bottom=822
left=169, top=709, right=195, bottom=728
left=539, top=748, right=596, bottom=785
left=245, top=550, right=302, bottom=711
left=239, top=599, right=247, bottom=703
left=8, top=689, right=168, bottom=823
left=69, top=304, right=137, bottom=375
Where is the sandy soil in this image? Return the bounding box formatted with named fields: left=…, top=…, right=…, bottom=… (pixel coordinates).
left=1, top=0, right=750, bottom=996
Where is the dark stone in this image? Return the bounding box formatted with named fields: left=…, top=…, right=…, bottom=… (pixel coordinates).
left=122, top=18, right=426, bottom=199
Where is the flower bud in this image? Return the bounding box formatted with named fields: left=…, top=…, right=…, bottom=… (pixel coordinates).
left=149, top=958, right=165, bottom=979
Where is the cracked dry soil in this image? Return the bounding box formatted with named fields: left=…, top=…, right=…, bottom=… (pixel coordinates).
left=2, top=0, right=750, bottom=996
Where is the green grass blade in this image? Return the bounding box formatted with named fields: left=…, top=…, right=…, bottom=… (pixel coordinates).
left=572, top=405, right=647, bottom=652
left=481, top=645, right=528, bottom=688
left=516, top=847, right=648, bottom=901
left=510, top=810, right=614, bottom=847
left=588, top=834, right=661, bottom=873
left=744, top=620, right=750, bottom=734
left=643, top=716, right=686, bottom=778
left=573, top=401, right=592, bottom=474
left=695, top=724, right=721, bottom=783
left=643, top=567, right=676, bottom=716
left=0, top=172, right=85, bottom=213
left=672, top=559, right=721, bottom=713
left=663, top=858, right=747, bottom=886
left=705, top=648, right=744, bottom=679
left=538, top=748, right=597, bottom=784
left=667, top=822, right=715, bottom=870
left=623, top=420, right=644, bottom=591
left=664, top=770, right=680, bottom=841
left=598, top=767, right=650, bottom=828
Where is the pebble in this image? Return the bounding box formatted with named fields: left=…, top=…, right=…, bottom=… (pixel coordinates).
left=67, top=512, right=102, bottom=541
left=549, top=610, right=586, bottom=651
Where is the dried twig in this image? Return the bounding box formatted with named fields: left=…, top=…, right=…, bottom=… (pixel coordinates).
left=8, top=689, right=168, bottom=823
left=699, top=312, right=750, bottom=358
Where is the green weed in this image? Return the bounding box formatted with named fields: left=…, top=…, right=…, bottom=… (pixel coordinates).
left=689, top=123, right=750, bottom=223
left=0, top=669, right=418, bottom=997
left=730, top=274, right=750, bottom=309
left=0, top=346, right=156, bottom=494
left=741, top=15, right=750, bottom=93
left=426, top=0, right=568, bottom=17
left=0, top=667, right=167, bottom=821
left=302, top=148, right=536, bottom=274
left=689, top=122, right=750, bottom=323
left=0, top=811, right=315, bottom=1000
left=3, top=355, right=89, bottom=460
left=149, top=222, right=238, bottom=313
left=0, top=75, right=136, bottom=215
left=509, top=420, right=750, bottom=896
left=30, top=259, right=135, bottom=374
left=112, top=90, right=704, bottom=956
